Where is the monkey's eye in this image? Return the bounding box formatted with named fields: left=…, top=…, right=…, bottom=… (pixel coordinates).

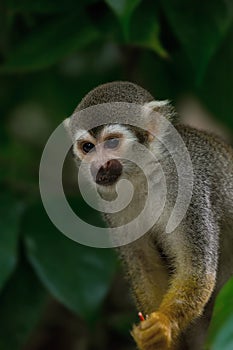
left=104, top=138, right=120, bottom=149
left=82, top=142, right=95, bottom=153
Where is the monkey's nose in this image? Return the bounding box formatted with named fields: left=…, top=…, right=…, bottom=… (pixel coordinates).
left=90, top=159, right=122, bottom=186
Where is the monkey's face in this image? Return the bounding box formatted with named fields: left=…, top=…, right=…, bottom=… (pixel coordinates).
left=72, top=124, right=142, bottom=189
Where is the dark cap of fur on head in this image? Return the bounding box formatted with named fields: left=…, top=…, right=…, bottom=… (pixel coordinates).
left=73, top=82, right=155, bottom=143
left=70, top=81, right=174, bottom=144
left=75, top=81, right=154, bottom=112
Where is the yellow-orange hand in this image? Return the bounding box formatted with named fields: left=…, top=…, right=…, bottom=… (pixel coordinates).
left=131, top=311, right=176, bottom=350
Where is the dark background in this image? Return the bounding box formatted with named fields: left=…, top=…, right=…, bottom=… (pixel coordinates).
left=0, top=1, right=233, bottom=349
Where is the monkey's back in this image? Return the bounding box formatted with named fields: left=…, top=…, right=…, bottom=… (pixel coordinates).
left=176, top=124, right=233, bottom=217
left=176, top=124, right=233, bottom=289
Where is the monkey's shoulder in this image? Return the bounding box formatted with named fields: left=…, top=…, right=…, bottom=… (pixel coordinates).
left=175, top=124, right=233, bottom=217
left=176, top=124, right=233, bottom=165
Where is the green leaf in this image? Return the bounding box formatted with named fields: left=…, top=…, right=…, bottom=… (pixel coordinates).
left=0, top=139, right=40, bottom=186
left=24, top=201, right=117, bottom=323
left=130, top=2, right=168, bottom=57
left=7, top=0, right=94, bottom=14
left=199, top=24, right=233, bottom=131
left=207, top=277, right=233, bottom=348
left=211, top=315, right=233, bottom=350
left=0, top=194, right=23, bottom=291
left=161, top=0, right=233, bottom=82
left=0, top=259, right=46, bottom=350
left=0, top=15, right=99, bottom=73
left=105, top=0, right=141, bottom=40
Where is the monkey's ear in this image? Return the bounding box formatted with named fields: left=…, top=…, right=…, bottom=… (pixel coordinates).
left=63, top=117, right=71, bottom=132
left=143, top=100, right=173, bottom=118
left=143, top=100, right=176, bottom=141
left=145, top=100, right=170, bottom=109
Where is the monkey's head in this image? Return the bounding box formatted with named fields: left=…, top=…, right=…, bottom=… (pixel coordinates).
left=64, top=81, right=175, bottom=191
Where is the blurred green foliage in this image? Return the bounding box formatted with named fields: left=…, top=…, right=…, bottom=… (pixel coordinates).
left=0, top=0, right=233, bottom=349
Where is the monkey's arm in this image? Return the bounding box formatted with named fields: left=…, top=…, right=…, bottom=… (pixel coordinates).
left=132, top=213, right=218, bottom=350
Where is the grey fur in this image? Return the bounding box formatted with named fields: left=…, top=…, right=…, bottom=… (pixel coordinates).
left=75, top=81, right=154, bottom=111
left=68, top=81, right=233, bottom=350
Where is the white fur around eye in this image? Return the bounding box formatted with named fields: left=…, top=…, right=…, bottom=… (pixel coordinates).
left=72, top=129, right=96, bottom=159
left=74, top=129, right=93, bottom=142
left=102, top=124, right=137, bottom=143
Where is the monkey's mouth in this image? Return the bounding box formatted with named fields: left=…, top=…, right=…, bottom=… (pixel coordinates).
left=91, top=159, right=123, bottom=186
left=96, top=174, right=121, bottom=186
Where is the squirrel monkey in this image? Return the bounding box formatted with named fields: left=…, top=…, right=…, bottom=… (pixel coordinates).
left=64, top=81, right=233, bottom=350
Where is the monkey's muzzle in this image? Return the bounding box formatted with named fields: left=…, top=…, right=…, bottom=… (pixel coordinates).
left=90, top=159, right=123, bottom=186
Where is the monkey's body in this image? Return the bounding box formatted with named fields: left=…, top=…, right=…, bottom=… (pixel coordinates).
left=103, top=124, right=233, bottom=349
left=65, top=82, right=233, bottom=350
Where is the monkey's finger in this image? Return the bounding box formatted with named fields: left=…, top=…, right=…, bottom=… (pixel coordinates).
left=140, top=316, right=160, bottom=330
left=138, top=324, right=162, bottom=340
left=142, top=333, right=168, bottom=347
left=136, top=335, right=168, bottom=350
